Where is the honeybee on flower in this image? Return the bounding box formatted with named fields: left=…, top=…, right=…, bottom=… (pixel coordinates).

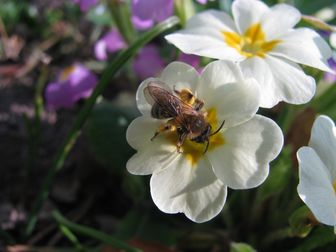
left=126, top=61, right=283, bottom=222
left=144, top=80, right=225, bottom=153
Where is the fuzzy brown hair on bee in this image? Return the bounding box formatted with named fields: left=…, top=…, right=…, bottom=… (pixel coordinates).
left=144, top=81, right=225, bottom=153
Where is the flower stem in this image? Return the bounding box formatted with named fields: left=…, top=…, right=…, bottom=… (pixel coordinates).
left=174, top=0, right=195, bottom=27
left=58, top=224, right=88, bottom=252
left=108, top=0, right=136, bottom=44
left=27, top=66, right=49, bottom=175
left=52, top=210, right=141, bottom=252
left=23, top=16, right=180, bottom=238
left=312, top=83, right=336, bottom=114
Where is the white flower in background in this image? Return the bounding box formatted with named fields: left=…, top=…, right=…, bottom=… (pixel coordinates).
left=126, top=61, right=283, bottom=222
left=297, top=115, right=336, bottom=226
left=165, top=0, right=333, bottom=108
left=330, top=32, right=336, bottom=49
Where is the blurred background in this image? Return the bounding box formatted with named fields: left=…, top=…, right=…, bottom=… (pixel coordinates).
left=1, top=0, right=336, bottom=251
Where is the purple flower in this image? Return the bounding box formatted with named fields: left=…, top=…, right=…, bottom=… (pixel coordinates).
left=94, top=29, right=127, bottom=61
left=196, top=0, right=207, bottom=4
left=324, top=58, right=336, bottom=83
left=72, top=0, right=98, bottom=12
left=45, top=64, right=98, bottom=110
left=131, top=0, right=174, bottom=30
left=133, top=45, right=165, bottom=79
left=178, top=53, right=202, bottom=72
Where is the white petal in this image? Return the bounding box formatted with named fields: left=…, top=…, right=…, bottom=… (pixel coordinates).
left=309, top=115, right=336, bottom=181
left=127, top=148, right=178, bottom=175
left=232, top=0, right=268, bottom=34
left=270, top=28, right=333, bottom=72
left=197, top=61, right=260, bottom=127
left=207, top=115, right=283, bottom=189
left=264, top=56, right=316, bottom=105
left=186, top=9, right=237, bottom=32
left=136, top=77, right=158, bottom=115
left=126, top=116, right=165, bottom=150
left=297, top=147, right=336, bottom=226
left=159, top=61, right=200, bottom=93
left=240, top=56, right=316, bottom=108
left=165, top=28, right=245, bottom=61
left=261, top=4, right=301, bottom=40
left=199, top=60, right=244, bottom=91
left=150, top=156, right=227, bottom=222
left=136, top=62, right=200, bottom=114
left=126, top=116, right=177, bottom=175
left=239, top=57, right=280, bottom=108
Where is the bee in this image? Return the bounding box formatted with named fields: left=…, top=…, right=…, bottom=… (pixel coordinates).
left=144, top=80, right=225, bottom=153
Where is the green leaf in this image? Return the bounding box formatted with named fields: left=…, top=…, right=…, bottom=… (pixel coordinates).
left=289, top=226, right=336, bottom=252
left=289, top=206, right=314, bottom=238
left=312, top=84, right=336, bottom=117
left=230, top=242, right=257, bottom=252
left=87, top=4, right=113, bottom=26
left=0, top=1, right=29, bottom=31
left=219, top=0, right=233, bottom=13
left=108, top=0, right=136, bottom=43
left=86, top=101, right=138, bottom=171
left=58, top=224, right=86, bottom=251
left=122, top=175, right=147, bottom=203
left=255, top=146, right=292, bottom=203
left=52, top=210, right=142, bottom=252
left=174, top=0, right=196, bottom=27
left=294, top=0, right=336, bottom=15
left=115, top=209, right=179, bottom=246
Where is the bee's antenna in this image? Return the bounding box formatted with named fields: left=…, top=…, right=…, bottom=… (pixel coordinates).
left=210, top=120, right=225, bottom=136
left=203, top=139, right=210, bottom=154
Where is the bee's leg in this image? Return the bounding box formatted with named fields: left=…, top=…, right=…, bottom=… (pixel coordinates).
left=174, top=87, right=204, bottom=110
left=174, top=88, right=195, bottom=106
left=194, top=99, right=204, bottom=111
left=176, top=132, right=187, bottom=153
left=151, top=122, right=176, bottom=141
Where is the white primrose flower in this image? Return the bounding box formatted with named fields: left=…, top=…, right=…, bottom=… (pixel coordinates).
left=126, top=61, right=283, bottom=222
left=165, top=0, right=333, bottom=108
left=297, top=115, right=336, bottom=226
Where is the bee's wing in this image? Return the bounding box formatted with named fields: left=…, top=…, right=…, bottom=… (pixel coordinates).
left=143, top=80, right=172, bottom=106
left=144, top=81, right=196, bottom=119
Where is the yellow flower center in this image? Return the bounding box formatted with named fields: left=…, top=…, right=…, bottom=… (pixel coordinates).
left=166, top=108, right=225, bottom=166
left=60, top=65, right=76, bottom=81
left=222, top=23, right=281, bottom=58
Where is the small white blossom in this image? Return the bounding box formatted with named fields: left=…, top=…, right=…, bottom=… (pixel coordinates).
left=126, top=61, right=283, bottom=222
left=165, top=0, right=333, bottom=108
left=297, top=115, right=336, bottom=226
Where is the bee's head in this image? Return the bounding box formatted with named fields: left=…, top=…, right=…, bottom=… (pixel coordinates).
left=191, top=119, right=225, bottom=154
left=192, top=124, right=212, bottom=143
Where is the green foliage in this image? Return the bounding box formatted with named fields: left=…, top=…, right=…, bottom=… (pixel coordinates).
left=0, top=1, right=29, bottom=30
left=313, top=84, right=336, bottom=120
left=174, top=0, right=196, bottom=26
left=87, top=5, right=114, bottom=26
left=289, top=206, right=314, bottom=238
left=115, top=209, right=180, bottom=246
left=289, top=226, right=336, bottom=252
left=24, top=16, right=180, bottom=237
left=53, top=210, right=142, bottom=252
left=294, top=0, right=336, bottom=15
left=255, top=146, right=292, bottom=203
left=86, top=101, right=138, bottom=171
left=230, top=242, right=257, bottom=252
